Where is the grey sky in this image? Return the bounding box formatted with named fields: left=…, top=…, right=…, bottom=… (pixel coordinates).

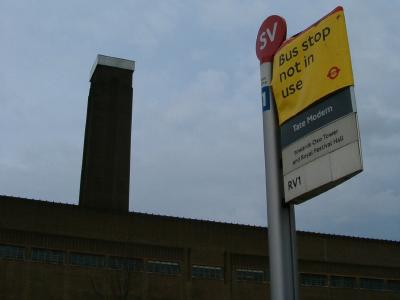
left=1, top=1, right=399, bottom=241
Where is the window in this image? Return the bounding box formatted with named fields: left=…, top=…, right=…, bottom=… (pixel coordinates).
left=330, top=275, right=357, bottom=288
left=69, top=252, right=105, bottom=268
left=386, top=280, right=400, bottom=292
left=108, top=256, right=143, bottom=272
left=146, top=260, right=180, bottom=275
left=32, top=248, right=64, bottom=264
left=236, top=268, right=265, bottom=282
left=360, top=278, right=384, bottom=291
left=0, top=244, right=25, bottom=260
left=192, top=265, right=224, bottom=280
left=300, top=273, right=328, bottom=287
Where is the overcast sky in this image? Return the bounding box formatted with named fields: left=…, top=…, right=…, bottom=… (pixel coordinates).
left=1, top=1, right=399, bottom=241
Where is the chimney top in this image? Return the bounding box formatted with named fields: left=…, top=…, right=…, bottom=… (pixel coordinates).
left=89, top=54, right=135, bottom=80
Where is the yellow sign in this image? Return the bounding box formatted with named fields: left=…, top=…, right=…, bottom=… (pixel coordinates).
left=271, top=7, right=354, bottom=125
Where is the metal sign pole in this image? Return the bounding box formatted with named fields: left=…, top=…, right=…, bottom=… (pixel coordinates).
left=260, top=62, right=299, bottom=300
left=256, top=15, right=298, bottom=300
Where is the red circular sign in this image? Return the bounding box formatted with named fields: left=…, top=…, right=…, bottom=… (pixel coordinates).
left=327, top=66, right=340, bottom=79
left=256, top=15, right=287, bottom=63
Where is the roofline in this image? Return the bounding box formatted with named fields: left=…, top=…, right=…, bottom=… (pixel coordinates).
left=1, top=194, right=399, bottom=245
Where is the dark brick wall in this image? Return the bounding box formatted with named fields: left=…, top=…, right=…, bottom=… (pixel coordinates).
left=0, top=196, right=399, bottom=299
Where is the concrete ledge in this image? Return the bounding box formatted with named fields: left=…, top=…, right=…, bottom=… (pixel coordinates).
left=89, top=54, right=135, bottom=80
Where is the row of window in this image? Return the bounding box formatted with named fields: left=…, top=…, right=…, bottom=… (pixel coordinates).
left=1, top=244, right=399, bottom=292
left=0, top=244, right=24, bottom=260
left=300, top=273, right=400, bottom=292
left=0, top=244, right=178, bottom=275
left=0, top=244, right=226, bottom=280
left=192, top=265, right=224, bottom=280
left=236, top=268, right=268, bottom=282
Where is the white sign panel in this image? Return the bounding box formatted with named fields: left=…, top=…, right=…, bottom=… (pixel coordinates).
left=282, top=113, right=359, bottom=175
left=282, top=112, right=362, bottom=204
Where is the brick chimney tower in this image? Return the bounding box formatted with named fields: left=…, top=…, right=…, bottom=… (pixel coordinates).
left=79, top=55, right=135, bottom=212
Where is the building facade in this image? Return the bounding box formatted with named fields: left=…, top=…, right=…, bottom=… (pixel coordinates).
left=1, top=195, right=400, bottom=299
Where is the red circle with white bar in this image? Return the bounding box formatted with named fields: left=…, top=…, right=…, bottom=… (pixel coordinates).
left=256, top=15, right=287, bottom=63
left=327, top=66, right=341, bottom=79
